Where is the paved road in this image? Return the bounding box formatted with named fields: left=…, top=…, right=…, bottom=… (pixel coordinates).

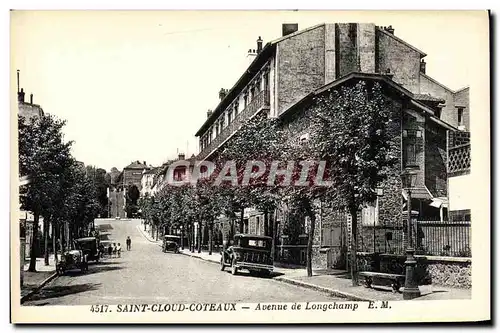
left=24, top=219, right=340, bottom=306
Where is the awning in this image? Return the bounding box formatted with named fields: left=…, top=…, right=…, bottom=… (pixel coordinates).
left=430, top=197, right=448, bottom=208
left=402, top=187, right=433, bottom=200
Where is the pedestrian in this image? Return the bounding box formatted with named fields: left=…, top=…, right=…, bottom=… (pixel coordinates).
left=112, top=243, right=117, bottom=258
left=117, top=243, right=122, bottom=258
left=107, top=244, right=113, bottom=257
left=126, top=236, right=131, bottom=251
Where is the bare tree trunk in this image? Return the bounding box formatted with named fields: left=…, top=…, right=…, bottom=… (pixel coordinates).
left=306, top=210, right=316, bottom=277
left=239, top=209, right=244, bottom=233
left=270, top=211, right=276, bottom=261
left=197, top=222, right=202, bottom=253
left=52, top=221, right=58, bottom=265
left=28, top=212, right=40, bottom=272
left=44, top=217, right=49, bottom=266
left=350, top=208, right=359, bottom=286
left=208, top=222, right=213, bottom=255
left=264, top=211, right=269, bottom=236
left=60, top=224, right=65, bottom=253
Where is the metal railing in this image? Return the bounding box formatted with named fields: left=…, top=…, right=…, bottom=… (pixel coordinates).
left=415, top=220, right=471, bottom=257
left=197, top=90, right=270, bottom=161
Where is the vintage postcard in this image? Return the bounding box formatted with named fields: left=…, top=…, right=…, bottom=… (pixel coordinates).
left=10, top=10, right=490, bottom=324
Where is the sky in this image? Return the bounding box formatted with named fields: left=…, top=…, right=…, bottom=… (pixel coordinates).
left=10, top=10, right=486, bottom=171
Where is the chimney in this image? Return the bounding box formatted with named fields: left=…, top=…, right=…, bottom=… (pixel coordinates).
left=385, top=25, right=395, bottom=34
left=219, top=88, right=228, bottom=101
left=256, top=36, right=263, bottom=53
left=178, top=153, right=185, bottom=160
left=247, top=48, right=257, bottom=65
left=30, top=93, right=33, bottom=104
left=18, top=88, right=25, bottom=103
left=282, top=23, right=298, bottom=36
left=207, top=109, right=213, bottom=118
left=420, top=59, right=426, bottom=74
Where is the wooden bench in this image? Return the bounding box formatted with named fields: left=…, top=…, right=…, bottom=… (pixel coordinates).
left=358, top=271, right=405, bottom=293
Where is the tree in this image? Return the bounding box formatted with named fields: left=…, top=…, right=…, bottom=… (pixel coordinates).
left=18, top=114, right=73, bottom=271
left=305, top=80, right=398, bottom=284
left=217, top=112, right=285, bottom=237
left=126, top=185, right=140, bottom=218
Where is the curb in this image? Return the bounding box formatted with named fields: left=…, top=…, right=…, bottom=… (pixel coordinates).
left=20, top=271, right=58, bottom=304
left=179, top=251, right=220, bottom=265
left=274, top=276, right=375, bottom=302
left=136, top=225, right=161, bottom=244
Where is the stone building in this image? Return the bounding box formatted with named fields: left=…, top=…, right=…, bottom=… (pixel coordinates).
left=193, top=23, right=469, bottom=268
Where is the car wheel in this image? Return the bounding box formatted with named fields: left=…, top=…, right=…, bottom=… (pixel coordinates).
left=220, top=257, right=225, bottom=271
left=231, top=259, right=238, bottom=275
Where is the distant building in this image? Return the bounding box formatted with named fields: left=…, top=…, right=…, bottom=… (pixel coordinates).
left=17, top=70, right=44, bottom=123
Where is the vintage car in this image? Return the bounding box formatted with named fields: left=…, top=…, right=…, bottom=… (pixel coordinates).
left=162, top=235, right=181, bottom=253
left=74, top=237, right=100, bottom=262
left=56, top=249, right=88, bottom=275
left=220, top=234, right=273, bottom=277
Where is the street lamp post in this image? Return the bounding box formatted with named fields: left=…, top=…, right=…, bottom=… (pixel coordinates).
left=401, top=171, right=421, bottom=300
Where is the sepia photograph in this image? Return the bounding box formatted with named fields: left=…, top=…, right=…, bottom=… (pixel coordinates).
left=9, top=9, right=490, bottom=324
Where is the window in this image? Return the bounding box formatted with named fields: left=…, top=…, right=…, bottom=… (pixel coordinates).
left=234, top=102, right=239, bottom=116
left=227, top=109, right=233, bottom=124
left=243, top=94, right=248, bottom=108
left=404, top=143, right=417, bottom=166
left=362, top=199, right=379, bottom=226
left=457, top=107, right=464, bottom=126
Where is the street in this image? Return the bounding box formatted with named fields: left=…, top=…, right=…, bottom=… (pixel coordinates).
left=24, top=219, right=340, bottom=306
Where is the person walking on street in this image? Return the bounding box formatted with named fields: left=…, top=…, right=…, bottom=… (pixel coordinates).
left=117, top=243, right=122, bottom=258
left=112, top=243, right=117, bottom=258
left=107, top=244, right=113, bottom=258
left=126, top=236, right=131, bottom=251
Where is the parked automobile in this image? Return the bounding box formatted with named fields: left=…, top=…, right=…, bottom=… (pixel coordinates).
left=162, top=235, right=181, bottom=253
left=74, top=237, right=100, bottom=263
left=220, top=234, right=273, bottom=277
left=56, top=249, right=88, bottom=275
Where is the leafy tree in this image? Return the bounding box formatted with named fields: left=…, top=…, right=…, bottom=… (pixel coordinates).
left=18, top=114, right=73, bottom=271
left=217, top=112, right=284, bottom=237
left=304, top=80, right=398, bottom=283
left=126, top=185, right=140, bottom=218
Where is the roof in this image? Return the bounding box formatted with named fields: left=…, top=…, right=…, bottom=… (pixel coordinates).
left=402, top=187, right=433, bottom=200
left=376, top=26, right=427, bottom=57
left=195, top=23, right=431, bottom=137
left=281, top=72, right=458, bottom=132
left=75, top=237, right=97, bottom=242
left=144, top=167, right=159, bottom=175
left=420, top=73, right=469, bottom=95
left=414, top=93, right=445, bottom=103
left=234, top=234, right=273, bottom=240
left=124, top=161, right=150, bottom=170
left=194, top=23, right=328, bottom=137
left=195, top=43, right=276, bottom=137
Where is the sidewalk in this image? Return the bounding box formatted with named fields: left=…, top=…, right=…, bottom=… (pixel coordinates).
left=275, top=273, right=472, bottom=302
left=21, top=256, right=59, bottom=302
left=136, top=225, right=471, bottom=301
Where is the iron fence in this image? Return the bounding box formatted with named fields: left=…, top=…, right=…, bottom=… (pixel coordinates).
left=415, top=220, right=471, bottom=257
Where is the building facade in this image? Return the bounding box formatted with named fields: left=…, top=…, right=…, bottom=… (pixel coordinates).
left=193, top=23, right=470, bottom=268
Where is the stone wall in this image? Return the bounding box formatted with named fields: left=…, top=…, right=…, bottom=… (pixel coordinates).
left=356, top=252, right=471, bottom=288
left=277, top=25, right=326, bottom=115
left=376, top=29, right=421, bottom=93
left=335, top=23, right=358, bottom=77
left=419, top=74, right=457, bottom=126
